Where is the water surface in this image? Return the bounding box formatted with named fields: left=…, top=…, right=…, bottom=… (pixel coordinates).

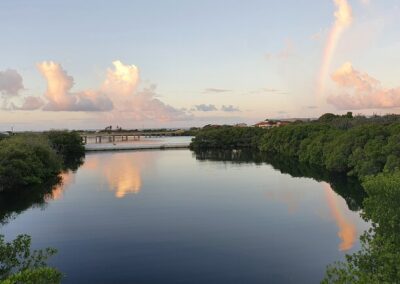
left=0, top=149, right=369, bottom=283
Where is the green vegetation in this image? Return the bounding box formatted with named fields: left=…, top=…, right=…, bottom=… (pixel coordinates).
left=0, top=131, right=84, bottom=282
left=0, top=136, right=61, bottom=192
left=84, top=126, right=200, bottom=136
left=323, top=171, right=400, bottom=283
left=46, top=130, right=85, bottom=170
left=190, top=126, right=266, bottom=149
left=191, top=113, right=400, bottom=179
left=0, top=131, right=84, bottom=192
left=0, top=234, right=62, bottom=283
left=191, top=113, right=400, bottom=282
left=259, top=114, right=400, bottom=178
left=0, top=178, right=62, bottom=225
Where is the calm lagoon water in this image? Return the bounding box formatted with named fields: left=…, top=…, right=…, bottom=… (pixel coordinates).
left=0, top=149, right=369, bottom=283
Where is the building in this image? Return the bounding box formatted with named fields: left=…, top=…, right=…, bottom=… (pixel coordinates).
left=254, top=120, right=291, bottom=128
left=254, top=121, right=276, bottom=128
left=234, top=123, right=248, bottom=127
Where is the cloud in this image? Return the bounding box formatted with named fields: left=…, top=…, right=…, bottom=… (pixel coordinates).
left=38, top=61, right=113, bottom=111
left=334, top=0, right=353, bottom=27
left=202, top=88, right=231, bottom=93
left=265, top=39, right=295, bottom=60
left=221, top=105, right=240, bottom=112
left=317, top=0, right=353, bottom=97
left=99, top=61, right=190, bottom=122
left=117, top=84, right=190, bottom=121
left=102, top=60, right=139, bottom=97
left=1, top=60, right=190, bottom=122
left=0, top=69, right=24, bottom=96
left=193, top=104, right=218, bottom=112
left=261, top=88, right=288, bottom=94
left=14, top=96, right=45, bottom=110
left=245, top=88, right=288, bottom=95
left=359, top=0, right=370, bottom=5
left=328, top=62, right=400, bottom=110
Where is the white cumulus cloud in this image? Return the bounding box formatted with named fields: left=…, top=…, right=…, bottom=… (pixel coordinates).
left=102, top=60, right=139, bottom=97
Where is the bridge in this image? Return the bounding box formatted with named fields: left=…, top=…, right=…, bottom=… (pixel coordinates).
left=80, top=131, right=182, bottom=144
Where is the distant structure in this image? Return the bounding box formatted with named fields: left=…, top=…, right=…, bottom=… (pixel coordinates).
left=254, top=120, right=290, bottom=129
left=203, top=124, right=222, bottom=129
left=102, top=125, right=123, bottom=133
left=234, top=123, right=247, bottom=127
left=0, top=132, right=10, bottom=138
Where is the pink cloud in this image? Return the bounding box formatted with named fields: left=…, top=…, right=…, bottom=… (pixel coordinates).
left=38, top=61, right=113, bottom=111
left=102, top=60, right=139, bottom=97
left=116, top=84, right=190, bottom=122
left=1, top=61, right=190, bottom=122
left=328, top=62, right=400, bottom=110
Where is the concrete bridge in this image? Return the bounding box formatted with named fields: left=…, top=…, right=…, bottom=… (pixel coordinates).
left=81, top=131, right=181, bottom=144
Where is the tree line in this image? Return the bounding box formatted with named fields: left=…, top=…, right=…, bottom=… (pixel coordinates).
left=259, top=120, right=400, bottom=179
left=190, top=113, right=400, bottom=283
left=0, top=130, right=85, bottom=282
left=0, top=130, right=85, bottom=192
left=190, top=125, right=266, bottom=149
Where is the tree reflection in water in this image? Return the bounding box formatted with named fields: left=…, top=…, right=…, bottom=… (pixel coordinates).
left=324, top=172, right=400, bottom=283
left=0, top=159, right=83, bottom=225
left=193, top=149, right=400, bottom=283
left=192, top=149, right=366, bottom=212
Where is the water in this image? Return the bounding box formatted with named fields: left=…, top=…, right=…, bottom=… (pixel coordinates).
left=0, top=148, right=369, bottom=283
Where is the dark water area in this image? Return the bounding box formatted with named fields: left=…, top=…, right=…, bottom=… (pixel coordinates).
left=0, top=149, right=369, bottom=283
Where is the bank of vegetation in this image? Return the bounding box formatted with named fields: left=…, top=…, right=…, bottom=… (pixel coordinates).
left=191, top=113, right=400, bottom=283
left=0, top=131, right=84, bottom=283
left=0, top=234, right=61, bottom=283
left=0, top=130, right=85, bottom=192
left=191, top=113, right=400, bottom=179
left=259, top=113, right=400, bottom=179
left=190, top=125, right=266, bottom=149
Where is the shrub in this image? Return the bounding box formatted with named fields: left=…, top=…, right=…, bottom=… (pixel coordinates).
left=0, top=234, right=61, bottom=283
left=0, top=136, right=61, bottom=192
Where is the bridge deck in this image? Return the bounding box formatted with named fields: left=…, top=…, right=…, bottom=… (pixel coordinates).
left=81, top=132, right=180, bottom=144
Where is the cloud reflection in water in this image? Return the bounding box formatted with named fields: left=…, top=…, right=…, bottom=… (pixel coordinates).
left=323, top=182, right=357, bottom=251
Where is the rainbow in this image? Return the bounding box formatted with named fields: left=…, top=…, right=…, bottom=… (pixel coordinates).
left=317, top=0, right=353, bottom=102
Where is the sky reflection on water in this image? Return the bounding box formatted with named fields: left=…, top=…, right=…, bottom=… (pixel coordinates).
left=1, top=149, right=369, bottom=283
left=323, top=183, right=357, bottom=251
left=85, top=154, right=143, bottom=198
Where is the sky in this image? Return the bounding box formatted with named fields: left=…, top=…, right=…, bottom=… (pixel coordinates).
left=1, top=0, right=400, bottom=130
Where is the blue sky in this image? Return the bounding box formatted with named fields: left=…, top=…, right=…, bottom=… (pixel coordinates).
left=1, top=0, right=400, bottom=130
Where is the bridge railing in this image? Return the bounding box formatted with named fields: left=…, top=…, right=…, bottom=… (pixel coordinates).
left=80, top=132, right=180, bottom=144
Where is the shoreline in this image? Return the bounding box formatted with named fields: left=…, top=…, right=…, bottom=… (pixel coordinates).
left=84, top=142, right=190, bottom=152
